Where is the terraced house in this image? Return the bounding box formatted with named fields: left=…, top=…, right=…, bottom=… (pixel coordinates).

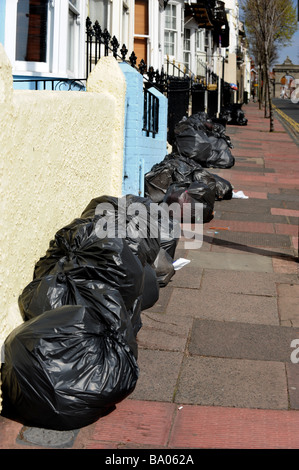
left=0, top=1, right=250, bottom=98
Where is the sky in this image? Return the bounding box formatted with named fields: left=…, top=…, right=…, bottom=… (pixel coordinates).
left=276, top=28, right=299, bottom=65
left=240, top=0, right=299, bottom=66
left=271, top=0, right=299, bottom=65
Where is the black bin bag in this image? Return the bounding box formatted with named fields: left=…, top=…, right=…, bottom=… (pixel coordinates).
left=1, top=302, right=139, bottom=431
left=18, top=269, right=142, bottom=343
left=212, top=174, right=233, bottom=200
left=81, top=194, right=161, bottom=267
left=206, top=135, right=235, bottom=169
left=163, top=180, right=215, bottom=224
left=3, top=194, right=168, bottom=431
left=25, top=217, right=145, bottom=335
left=141, top=263, right=160, bottom=310
left=144, top=164, right=174, bottom=203
left=152, top=248, right=175, bottom=287
left=174, top=122, right=212, bottom=164
left=144, top=153, right=205, bottom=204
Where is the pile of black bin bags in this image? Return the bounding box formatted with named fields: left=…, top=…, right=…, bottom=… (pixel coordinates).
left=220, top=103, right=248, bottom=126
left=173, top=112, right=235, bottom=169
left=1, top=195, right=179, bottom=431
left=144, top=112, right=235, bottom=223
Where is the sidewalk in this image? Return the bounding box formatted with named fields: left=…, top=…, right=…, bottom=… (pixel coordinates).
left=1, top=102, right=299, bottom=451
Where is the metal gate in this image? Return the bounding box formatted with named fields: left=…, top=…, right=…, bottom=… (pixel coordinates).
left=191, top=83, right=206, bottom=114
left=167, top=77, right=190, bottom=145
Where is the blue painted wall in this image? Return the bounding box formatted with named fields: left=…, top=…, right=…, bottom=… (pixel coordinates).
left=0, top=0, right=6, bottom=46
left=119, top=62, right=168, bottom=197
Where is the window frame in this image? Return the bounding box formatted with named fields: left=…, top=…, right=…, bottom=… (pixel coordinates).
left=67, top=0, right=81, bottom=75
left=5, top=0, right=85, bottom=79
left=183, top=27, right=191, bottom=70
left=164, top=2, right=178, bottom=58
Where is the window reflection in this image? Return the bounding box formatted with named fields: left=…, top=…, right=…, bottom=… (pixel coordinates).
left=16, top=0, right=48, bottom=62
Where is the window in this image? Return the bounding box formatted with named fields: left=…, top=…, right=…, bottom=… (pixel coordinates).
left=68, top=1, right=81, bottom=73
left=134, top=0, right=149, bottom=65
left=196, top=29, right=204, bottom=51
left=5, top=0, right=85, bottom=78
left=122, top=2, right=129, bottom=49
left=88, top=0, right=109, bottom=29
left=164, top=3, right=177, bottom=56
left=16, top=0, right=48, bottom=62
left=183, top=28, right=190, bottom=70
left=205, top=29, right=211, bottom=52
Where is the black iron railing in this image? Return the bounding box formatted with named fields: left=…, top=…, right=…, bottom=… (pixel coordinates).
left=13, top=78, right=86, bottom=91
left=143, top=88, right=159, bottom=137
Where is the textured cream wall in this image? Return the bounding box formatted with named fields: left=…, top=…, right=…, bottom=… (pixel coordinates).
left=0, top=46, right=126, bottom=411
left=225, top=53, right=237, bottom=88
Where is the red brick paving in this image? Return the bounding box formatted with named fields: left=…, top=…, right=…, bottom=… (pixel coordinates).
left=0, top=416, right=24, bottom=449
left=78, top=400, right=176, bottom=449
left=169, top=405, right=299, bottom=449
left=274, top=224, right=298, bottom=236
left=73, top=401, right=299, bottom=449
left=271, top=208, right=299, bottom=217
left=245, top=191, right=268, bottom=199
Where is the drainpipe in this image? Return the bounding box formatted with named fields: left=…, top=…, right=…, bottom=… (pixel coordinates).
left=217, top=37, right=222, bottom=117
left=139, top=159, right=144, bottom=196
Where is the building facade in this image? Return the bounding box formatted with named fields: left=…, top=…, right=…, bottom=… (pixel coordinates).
left=0, top=0, right=250, bottom=101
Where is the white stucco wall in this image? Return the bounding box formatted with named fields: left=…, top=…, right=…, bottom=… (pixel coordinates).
left=0, top=45, right=126, bottom=411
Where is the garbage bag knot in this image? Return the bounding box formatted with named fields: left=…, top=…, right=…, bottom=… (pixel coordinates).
left=57, top=273, right=67, bottom=283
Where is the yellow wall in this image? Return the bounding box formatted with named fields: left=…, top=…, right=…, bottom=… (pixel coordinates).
left=0, top=45, right=126, bottom=411
left=224, top=52, right=237, bottom=86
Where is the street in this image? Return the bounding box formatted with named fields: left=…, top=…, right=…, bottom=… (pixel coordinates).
left=272, top=98, right=299, bottom=143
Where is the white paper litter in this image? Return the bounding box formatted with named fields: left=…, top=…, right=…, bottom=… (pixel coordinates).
left=232, top=190, right=249, bottom=199
left=173, top=258, right=191, bottom=271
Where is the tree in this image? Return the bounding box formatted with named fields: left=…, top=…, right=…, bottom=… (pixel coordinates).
left=241, top=0, right=297, bottom=131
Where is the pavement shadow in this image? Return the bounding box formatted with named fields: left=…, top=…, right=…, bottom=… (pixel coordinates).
left=203, top=234, right=298, bottom=263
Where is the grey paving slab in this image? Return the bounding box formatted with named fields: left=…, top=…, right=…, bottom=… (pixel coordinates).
left=200, top=269, right=277, bottom=296
left=175, top=356, right=288, bottom=410
left=144, top=286, right=173, bottom=314
left=187, top=251, right=273, bottom=272
left=280, top=188, right=299, bottom=195
left=209, top=240, right=295, bottom=259
left=16, top=427, right=79, bottom=448
left=214, top=199, right=280, bottom=214
left=177, top=238, right=212, bottom=252
left=231, top=156, right=264, bottom=165
left=129, top=349, right=183, bottom=402
left=166, top=288, right=279, bottom=325
left=138, top=311, right=193, bottom=352
left=235, top=142, right=263, bottom=147
left=289, top=217, right=299, bottom=226
left=277, top=286, right=299, bottom=327
left=277, top=284, right=299, bottom=298
left=168, top=265, right=203, bottom=289
left=230, top=166, right=275, bottom=173
left=268, top=194, right=299, bottom=203
left=286, top=363, right=299, bottom=409
left=213, top=210, right=287, bottom=224
left=209, top=231, right=292, bottom=248
left=189, top=319, right=297, bottom=362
